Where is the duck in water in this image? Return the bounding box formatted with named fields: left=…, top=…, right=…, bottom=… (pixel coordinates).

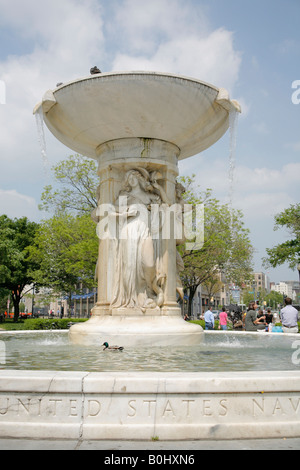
left=102, top=342, right=124, bottom=351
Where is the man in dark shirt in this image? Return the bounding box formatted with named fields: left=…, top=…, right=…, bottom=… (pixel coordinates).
left=265, top=308, right=273, bottom=325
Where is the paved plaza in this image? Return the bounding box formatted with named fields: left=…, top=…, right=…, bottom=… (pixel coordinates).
left=0, top=438, right=299, bottom=451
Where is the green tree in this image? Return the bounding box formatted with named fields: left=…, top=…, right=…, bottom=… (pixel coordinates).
left=241, top=287, right=285, bottom=310
left=32, top=154, right=100, bottom=305
left=264, top=290, right=284, bottom=309
left=0, top=287, right=10, bottom=313
left=40, top=154, right=98, bottom=214
left=0, top=216, right=39, bottom=321
left=264, top=203, right=300, bottom=272
left=29, top=213, right=98, bottom=306
left=178, top=176, right=254, bottom=315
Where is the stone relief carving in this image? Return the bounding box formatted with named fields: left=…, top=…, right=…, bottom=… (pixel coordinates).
left=92, top=169, right=190, bottom=312
left=110, top=167, right=169, bottom=312
left=175, top=182, right=186, bottom=300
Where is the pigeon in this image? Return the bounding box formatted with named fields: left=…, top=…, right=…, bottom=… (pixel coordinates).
left=90, top=66, right=101, bottom=75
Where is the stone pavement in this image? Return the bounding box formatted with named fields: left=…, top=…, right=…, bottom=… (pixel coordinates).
left=0, top=438, right=299, bottom=450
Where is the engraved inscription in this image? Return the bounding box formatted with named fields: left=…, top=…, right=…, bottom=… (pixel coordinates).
left=253, top=396, right=300, bottom=417
left=0, top=396, right=81, bottom=419
left=125, top=398, right=229, bottom=420
left=1, top=394, right=300, bottom=423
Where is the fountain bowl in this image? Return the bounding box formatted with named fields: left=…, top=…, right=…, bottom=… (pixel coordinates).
left=34, top=71, right=240, bottom=160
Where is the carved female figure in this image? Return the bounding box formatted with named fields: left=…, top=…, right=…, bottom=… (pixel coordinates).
left=110, top=168, right=168, bottom=312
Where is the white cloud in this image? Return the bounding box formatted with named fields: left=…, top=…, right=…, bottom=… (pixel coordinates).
left=0, top=0, right=104, bottom=47
left=192, top=160, right=300, bottom=221
left=186, top=158, right=300, bottom=280
left=112, top=27, right=241, bottom=94
left=110, top=0, right=241, bottom=93
left=236, top=191, right=294, bottom=220
left=0, top=0, right=106, bottom=192
left=0, top=189, right=40, bottom=220
left=0, top=0, right=243, bottom=214
left=0, top=0, right=105, bottom=101
left=235, top=163, right=300, bottom=196
left=113, top=0, right=209, bottom=54
left=235, top=163, right=300, bottom=220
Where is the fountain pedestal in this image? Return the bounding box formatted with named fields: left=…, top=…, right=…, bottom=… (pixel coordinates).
left=34, top=71, right=240, bottom=346
left=69, top=137, right=202, bottom=346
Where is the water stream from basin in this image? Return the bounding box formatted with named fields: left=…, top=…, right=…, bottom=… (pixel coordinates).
left=35, top=106, right=49, bottom=178
left=228, top=109, right=239, bottom=213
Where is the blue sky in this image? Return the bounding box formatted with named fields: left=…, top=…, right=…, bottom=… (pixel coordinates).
left=0, top=0, right=299, bottom=283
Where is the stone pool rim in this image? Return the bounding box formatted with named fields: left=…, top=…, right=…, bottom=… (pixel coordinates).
left=0, top=329, right=300, bottom=440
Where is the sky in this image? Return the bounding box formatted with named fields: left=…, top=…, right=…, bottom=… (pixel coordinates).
left=0, top=0, right=299, bottom=284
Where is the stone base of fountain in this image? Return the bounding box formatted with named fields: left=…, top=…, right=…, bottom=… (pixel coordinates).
left=69, top=310, right=203, bottom=346
left=1, top=369, right=300, bottom=441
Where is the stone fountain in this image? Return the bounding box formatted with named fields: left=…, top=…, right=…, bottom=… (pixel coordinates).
left=0, top=72, right=299, bottom=443
left=33, top=71, right=240, bottom=347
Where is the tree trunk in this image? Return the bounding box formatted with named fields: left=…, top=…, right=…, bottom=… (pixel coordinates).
left=187, top=285, right=198, bottom=317
left=12, top=286, right=22, bottom=322
left=12, top=297, right=20, bottom=322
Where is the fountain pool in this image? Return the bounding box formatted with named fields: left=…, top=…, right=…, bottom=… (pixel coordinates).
left=1, top=330, right=300, bottom=441
left=0, top=330, right=299, bottom=373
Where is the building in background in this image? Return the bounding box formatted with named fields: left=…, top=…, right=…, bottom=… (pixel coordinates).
left=253, top=272, right=270, bottom=292
left=22, top=283, right=97, bottom=317
left=270, top=280, right=300, bottom=301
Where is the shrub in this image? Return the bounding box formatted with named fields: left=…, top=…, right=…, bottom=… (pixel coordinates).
left=20, top=318, right=88, bottom=330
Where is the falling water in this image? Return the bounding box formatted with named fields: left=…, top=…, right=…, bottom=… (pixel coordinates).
left=228, top=109, right=239, bottom=213
left=35, top=106, right=49, bottom=178
left=226, top=109, right=239, bottom=276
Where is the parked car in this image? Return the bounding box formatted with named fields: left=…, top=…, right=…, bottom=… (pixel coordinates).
left=212, top=310, right=220, bottom=319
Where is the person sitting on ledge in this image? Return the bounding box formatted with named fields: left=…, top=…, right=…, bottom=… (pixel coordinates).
left=244, top=302, right=266, bottom=331
left=280, top=297, right=299, bottom=334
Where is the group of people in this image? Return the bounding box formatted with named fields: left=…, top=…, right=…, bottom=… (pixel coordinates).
left=244, top=297, right=299, bottom=333
left=203, top=297, right=299, bottom=333
left=203, top=306, right=231, bottom=331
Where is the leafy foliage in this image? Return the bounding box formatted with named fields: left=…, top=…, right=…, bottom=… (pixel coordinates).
left=29, top=213, right=98, bottom=296
left=177, top=176, right=254, bottom=314
left=264, top=203, right=300, bottom=270
left=30, top=155, right=100, bottom=299
left=0, top=215, right=39, bottom=320
left=39, top=154, right=98, bottom=214
left=21, top=318, right=87, bottom=330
